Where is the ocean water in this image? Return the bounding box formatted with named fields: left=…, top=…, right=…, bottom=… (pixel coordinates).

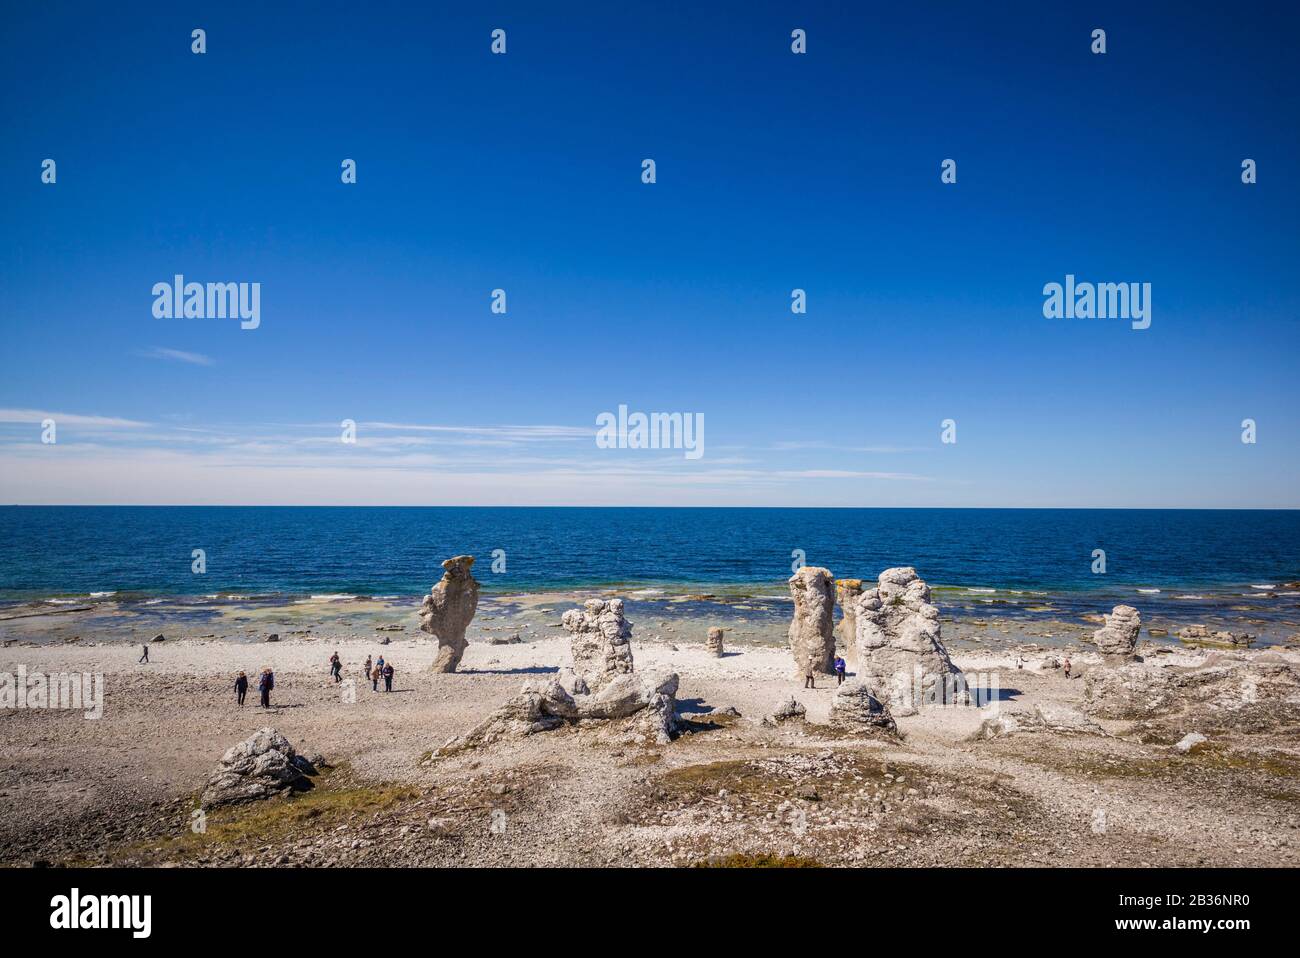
left=2, top=506, right=1297, bottom=601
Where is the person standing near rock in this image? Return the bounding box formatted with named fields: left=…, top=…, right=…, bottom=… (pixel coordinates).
left=363, top=655, right=373, bottom=682
left=234, top=671, right=248, bottom=707
left=138, top=642, right=149, bottom=664
left=834, top=655, right=847, bottom=686
left=1063, top=657, right=1072, bottom=679
left=258, top=668, right=274, bottom=708
left=382, top=662, right=394, bottom=692
left=329, top=651, right=342, bottom=683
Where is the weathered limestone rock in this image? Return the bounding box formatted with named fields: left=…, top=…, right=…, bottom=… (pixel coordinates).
left=420, top=555, right=480, bottom=672
left=1084, top=656, right=1300, bottom=725
left=1091, top=604, right=1141, bottom=658
left=852, top=567, right=961, bottom=716
left=561, top=598, right=635, bottom=691
left=1177, top=624, right=1255, bottom=648
left=835, top=578, right=863, bottom=666
left=438, top=670, right=679, bottom=753
left=828, top=681, right=897, bottom=735
left=763, top=696, right=807, bottom=726
left=705, top=627, right=725, bottom=657
left=201, top=728, right=319, bottom=808
left=788, top=566, right=836, bottom=678
left=969, top=703, right=1103, bottom=739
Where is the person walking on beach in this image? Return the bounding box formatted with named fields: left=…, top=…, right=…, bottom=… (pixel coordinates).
left=1063, top=656, right=1072, bottom=679
left=235, top=671, right=248, bottom=707
left=258, top=668, right=275, bottom=708
left=363, top=655, right=373, bottom=682
left=803, top=667, right=815, bottom=690
left=382, top=662, right=394, bottom=693
left=833, top=656, right=846, bottom=686
left=138, top=642, right=149, bottom=664
left=329, top=652, right=342, bottom=684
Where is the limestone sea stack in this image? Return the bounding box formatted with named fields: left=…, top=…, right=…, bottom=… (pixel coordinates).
left=835, top=578, right=864, bottom=667
left=420, top=555, right=481, bottom=673
left=853, top=567, right=962, bottom=716
left=788, top=566, right=836, bottom=678
left=1091, top=604, right=1141, bottom=659
left=561, top=598, right=635, bottom=692
left=705, top=627, right=725, bottom=657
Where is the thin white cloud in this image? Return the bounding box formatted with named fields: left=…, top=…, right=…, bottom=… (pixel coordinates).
left=140, top=347, right=215, bottom=366
left=0, top=408, right=149, bottom=427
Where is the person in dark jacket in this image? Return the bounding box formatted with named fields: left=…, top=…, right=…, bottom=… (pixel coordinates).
left=258, top=668, right=274, bottom=708
left=139, top=643, right=149, bottom=664
left=329, top=652, right=342, bottom=683
left=235, top=671, right=248, bottom=706
left=382, top=662, right=394, bottom=692
left=833, top=656, right=847, bottom=685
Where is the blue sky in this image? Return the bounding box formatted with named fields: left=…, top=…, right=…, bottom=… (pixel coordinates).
left=1, top=2, right=1297, bottom=506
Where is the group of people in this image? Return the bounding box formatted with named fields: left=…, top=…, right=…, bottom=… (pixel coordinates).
left=802, top=655, right=848, bottom=689
left=233, top=668, right=275, bottom=708
left=230, top=652, right=396, bottom=709
left=361, top=654, right=395, bottom=692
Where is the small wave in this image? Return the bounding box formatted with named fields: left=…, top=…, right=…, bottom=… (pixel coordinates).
left=143, top=599, right=164, bottom=606
left=1174, top=594, right=1206, bottom=600
left=44, top=598, right=81, bottom=606
left=89, top=591, right=116, bottom=598
left=629, top=589, right=666, bottom=597
left=1250, top=585, right=1275, bottom=590
left=966, top=588, right=997, bottom=594
left=310, top=594, right=357, bottom=601
left=1137, top=588, right=1161, bottom=594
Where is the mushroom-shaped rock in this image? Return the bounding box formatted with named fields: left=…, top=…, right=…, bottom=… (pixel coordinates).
left=788, top=566, right=836, bottom=678
left=420, top=555, right=481, bottom=672
left=561, top=598, right=634, bottom=691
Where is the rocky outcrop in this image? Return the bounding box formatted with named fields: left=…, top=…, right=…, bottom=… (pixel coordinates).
left=420, top=555, right=481, bottom=672
left=705, top=627, right=725, bottom=658
left=1083, top=654, right=1300, bottom=728
left=788, top=566, right=835, bottom=678
left=762, top=696, right=807, bottom=726
left=834, top=578, right=864, bottom=665
left=852, top=567, right=962, bottom=716
left=561, top=598, right=635, bottom=691
left=438, top=671, right=680, bottom=752
left=1091, top=605, right=1141, bottom=658
left=970, top=703, right=1103, bottom=740
left=828, top=681, right=897, bottom=735
left=201, top=728, right=319, bottom=808
left=1177, top=625, right=1256, bottom=648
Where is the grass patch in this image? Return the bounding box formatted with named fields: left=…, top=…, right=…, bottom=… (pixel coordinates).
left=694, top=853, right=823, bottom=868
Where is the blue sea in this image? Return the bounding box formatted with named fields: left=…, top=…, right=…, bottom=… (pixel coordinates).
left=2, top=507, right=1298, bottom=616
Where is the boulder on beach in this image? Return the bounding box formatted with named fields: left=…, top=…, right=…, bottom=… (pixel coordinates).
left=705, top=627, right=725, bottom=658
left=788, top=566, right=836, bottom=678
left=828, top=681, right=897, bottom=735
left=200, top=727, right=320, bottom=808
left=762, top=696, right=807, bottom=726
left=1091, top=605, right=1141, bottom=658
left=420, top=555, right=481, bottom=673
left=851, top=567, right=962, bottom=716
left=561, top=598, right=635, bottom=691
